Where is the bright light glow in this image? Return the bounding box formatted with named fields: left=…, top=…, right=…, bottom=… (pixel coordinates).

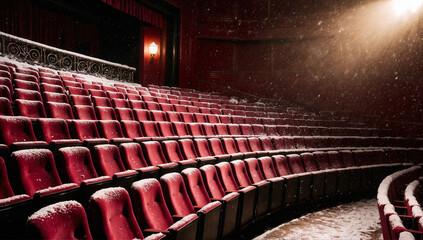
left=149, top=42, right=158, bottom=55
left=392, top=0, right=423, bottom=16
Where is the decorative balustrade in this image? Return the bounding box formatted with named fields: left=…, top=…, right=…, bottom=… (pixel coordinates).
left=0, top=31, right=135, bottom=82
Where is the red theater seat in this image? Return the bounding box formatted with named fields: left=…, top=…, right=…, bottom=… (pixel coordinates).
left=131, top=178, right=198, bottom=240
left=0, top=116, right=48, bottom=150
left=120, top=120, right=150, bottom=142
left=37, top=118, right=81, bottom=149
left=129, top=100, right=146, bottom=109
left=286, top=154, right=312, bottom=203
left=88, top=187, right=144, bottom=239
left=9, top=149, right=78, bottom=198
left=179, top=139, right=216, bottom=166
left=95, top=106, right=117, bottom=120
left=172, top=122, right=192, bottom=138
left=0, top=97, right=13, bottom=116
left=215, top=162, right=256, bottom=227
left=112, top=98, right=130, bottom=108
left=97, top=120, right=131, bottom=145
left=14, top=79, right=39, bottom=91
left=157, top=122, right=179, bottom=139
left=151, top=110, right=168, bottom=122
left=208, top=138, right=231, bottom=162
left=134, top=109, right=152, bottom=121
left=67, top=86, right=89, bottom=96
left=27, top=201, right=93, bottom=240
left=161, top=140, right=198, bottom=170
left=160, top=172, right=222, bottom=240
left=73, top=105, right=97, bottom=120
left=43, top=92, right=68, bottom=104
left=68, top=120, right=108, bottom=146
left=46, top=102, right=74, bottom=119
left=15, top=99, right=47, bottom=118
left=14, top=89, right=42, bottom=101
left=139, top=141, right=178, bottom=174
left=92, top=96, right=111, bottom=107
left=119, top=143, right=159, bottom=178
left=70, top=94, right=92, bottom=106
left=230, top=160, right=270, bottom=217
left=115, top=108, right=135, bottom=121
left=40, top=83, right=65, bottom=94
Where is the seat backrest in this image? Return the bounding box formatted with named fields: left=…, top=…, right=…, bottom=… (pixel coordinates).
left=215, top=124, right=229, bottom=136
left=140, top=121, right=162, bottom=138
left=120, top=120, right=145, bottom=139
left=92, top=96, right=111, bottom=107
left=10, top=149, right=62, bottom=196
left=0, top=97, right=13, bottom=116
left=313, top=151, right=331, bottom=170
left=247, top=137, right=263, bottom=151
left=106, top=91, right=125, bottom=100
left=0, top=116, right=38, bottom=147
left=181, top=112, right=195, bottom=123
left=158, top=101, right=172, bottom=109
left=208, top=138, right=227, bottom=156
left=15, top=99, right=47, bottom=118
left=57, top=147, right=98, bottom=185
left=259, top=137, right=274, bottom=151
left=166, top=111, right=182, bottom=122
left=162, top=140, right=185, bottom=163
left=187, top=123, right=205, bottom=137
left=231, top=160, right=253, bottom=187
left=206, top=114, right=220, bottom=124
left=89, top=90, right=107, bottom=98
left=38, top=118, right=72, bottom=143
left=43, top=92, right=69, bottom=104
left=70, top=95, right=92, bottom=106
left=150, top=110, right=168, bottom=122
left=129, top=100, right=145, bottom=110
left=227, top=124, right=242, bottom=136
left=0, top=156, right=15, bottom=199
left=160, top=173, right=196, bottom=215
left=92, top=144, right=126, bottom=177
left=272, top=155, right=292, bottom=176
left=140, top=141, right=168, bottom=166
left=131, top=179, right=175, bottom=231
left=244, top=158, right=266, bottom=183
left=73, top=105, right=97, bottom=120
left=119, top=143, right=150, bottom=169
left=27, top=200, right=93, bottom=240
left=215, top=162, right=240, bottom=191
left=193, top=138, right=213, bottom=157
left=218, top=115, right=231, bottom=124
left=15, top=79, right=39, bottom=91
left=235, top=138, right=252, bottom=153
left=14, top=89, right=42, bottom=101
left=95, top=106, right=117, bottom=120
left=133, top=109, right=151, bottom=122
left=201, top=123, right=217, bottom=137
left=157, top=122, right=177, bottom=137
left=327, top=151, right=343, bottom=168
left=199, top=165, right=226, bottom=199
left=179, top=139, right=200, bottom=160
left=300, top=152, right=319, bottom=172
left=194, top=113, right=207, bottom=123
left=67, top=86, right=89, bottom=96
left=222, top=138, right=239, bottom=154
left=339, top=150, right=355, bottom=167
left=240, top=124, right=255, bottom=136
left=70, top=120, right=102, bottom=141
left=97, top=120, right=125, bottom=139
left=257, top=156, right=278, bottom=179
left=115, top=108, right=135, bottom=121
left=182, top=168, right=212, bottom=207
left=286, top=154, right=306, bottom=174
left=172, top=122, right=191, bottom=137
left=252, top=124, right=266, bottom=136
left=47, top=102, right=74, bottom=119
left=111, top=99, right=130, bottom=109
left=88, top=187, right=143, bottom=239
left=145, top=101, right=160, bottom=110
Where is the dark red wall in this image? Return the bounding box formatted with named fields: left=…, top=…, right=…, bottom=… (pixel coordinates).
left=167, top=0, right=423, bottom=134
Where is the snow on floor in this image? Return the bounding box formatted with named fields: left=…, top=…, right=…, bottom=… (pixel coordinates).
left=254, top=199, right=382, bottom=240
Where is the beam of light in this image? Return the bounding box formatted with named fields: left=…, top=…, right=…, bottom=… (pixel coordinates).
left=392, top=0, right=423, bottom=16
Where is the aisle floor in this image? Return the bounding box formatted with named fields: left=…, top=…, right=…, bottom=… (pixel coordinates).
left=254, top=198, right=382, bottom=240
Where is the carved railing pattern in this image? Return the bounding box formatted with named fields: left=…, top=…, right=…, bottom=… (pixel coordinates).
left=0, top=31, right=135, bottom=82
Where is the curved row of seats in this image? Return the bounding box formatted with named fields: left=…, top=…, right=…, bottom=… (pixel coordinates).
left=377, top=166, right=423, bottom=240
left=0, top=143, right=413, bottom=239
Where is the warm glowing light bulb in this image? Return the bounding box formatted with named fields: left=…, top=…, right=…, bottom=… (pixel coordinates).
left=392, top=0, right=423, bottom=16
left=149, top=42, right=158, bottom=55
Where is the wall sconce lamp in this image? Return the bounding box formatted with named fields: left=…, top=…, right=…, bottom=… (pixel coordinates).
left=149, top=42, right=158, bottom=64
